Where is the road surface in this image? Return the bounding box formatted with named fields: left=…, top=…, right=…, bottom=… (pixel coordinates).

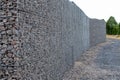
left=63, top=38, right=120, bottom=80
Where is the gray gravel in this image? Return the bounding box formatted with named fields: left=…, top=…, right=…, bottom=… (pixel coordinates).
left=63, top=38, right=120, bottom=80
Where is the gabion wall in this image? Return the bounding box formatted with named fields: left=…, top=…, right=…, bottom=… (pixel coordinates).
left=89, top=19, right=106, bottom=47
left=0, top=0, right=21, bottom=79
left=0, top=0, right=106, bottom=80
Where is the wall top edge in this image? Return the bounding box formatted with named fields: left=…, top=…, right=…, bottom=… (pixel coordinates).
left=89, top=18, right=105, bottom=21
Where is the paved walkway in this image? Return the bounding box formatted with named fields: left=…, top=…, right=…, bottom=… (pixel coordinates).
left=63, top=38, right=120, bottom=80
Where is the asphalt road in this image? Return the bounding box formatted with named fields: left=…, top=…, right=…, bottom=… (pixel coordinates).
left=96, top=39, right=120, bottom=71
left=63, top=38, right=120, bottom=80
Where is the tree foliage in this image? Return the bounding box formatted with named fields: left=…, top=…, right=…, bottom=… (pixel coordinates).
left=106, top=16, right=120, bottom=35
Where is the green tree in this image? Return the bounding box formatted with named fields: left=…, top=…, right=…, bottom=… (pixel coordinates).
left=113, top=24, right=119, bottom=35
left=106, top=16, right=118, bottom=35
left=118, top=23, right=120, bottom=35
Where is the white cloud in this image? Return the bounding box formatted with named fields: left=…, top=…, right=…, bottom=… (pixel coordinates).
left=70, top=0, right=120, bottom=22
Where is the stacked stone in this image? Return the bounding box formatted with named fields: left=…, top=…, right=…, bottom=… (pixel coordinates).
left=0, top=0, right=106, bottom=80
left=0, top=0, right=21, bottom=79
left=89, top=19, right=106, bottom=47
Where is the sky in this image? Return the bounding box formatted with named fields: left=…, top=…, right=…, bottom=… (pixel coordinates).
left=70, top=0, right=120, bottom=22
